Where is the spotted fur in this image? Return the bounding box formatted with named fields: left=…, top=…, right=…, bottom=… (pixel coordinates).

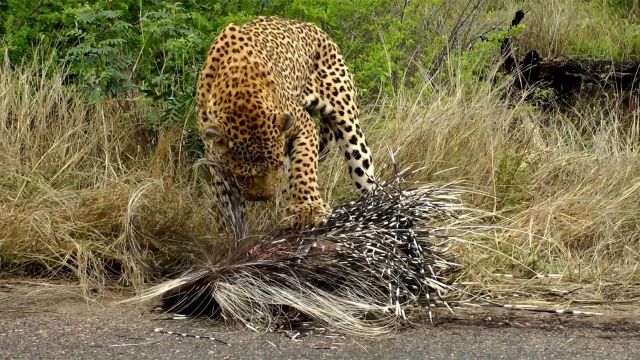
left=197, top=16, right=375, bottom=227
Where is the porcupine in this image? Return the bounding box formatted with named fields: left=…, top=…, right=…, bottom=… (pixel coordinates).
left=136, top=163, right=465, bottom=336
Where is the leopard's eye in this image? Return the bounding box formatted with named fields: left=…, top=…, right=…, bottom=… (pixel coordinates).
left=282, top=114, right=295, bottom=131
left=204, top=127, right=230, bottom=154
left=204, top=128, right=223, bottom=141
left=275, top=112, right=295, bottom=132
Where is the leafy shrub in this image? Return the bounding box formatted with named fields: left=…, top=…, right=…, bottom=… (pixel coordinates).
left=1, top=1, right=464, bottom=117
left=2, top=0, right=636, bottom=128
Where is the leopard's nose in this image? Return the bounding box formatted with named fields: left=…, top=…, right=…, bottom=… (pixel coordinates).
left=251, top=193, right=270, bottom=201
left=243, top=189, right=273, bottom=202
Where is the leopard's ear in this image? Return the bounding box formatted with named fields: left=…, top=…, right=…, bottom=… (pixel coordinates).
left=278, top=113, right=295, bottom=132
left=203, top=126, right=229, bottom=154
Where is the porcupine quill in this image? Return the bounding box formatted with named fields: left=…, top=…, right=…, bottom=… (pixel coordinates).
left=136, top=161, right=465, bottom=336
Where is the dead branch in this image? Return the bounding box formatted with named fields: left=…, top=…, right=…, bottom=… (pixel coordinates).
left=500, top=11, right=640, bottom=98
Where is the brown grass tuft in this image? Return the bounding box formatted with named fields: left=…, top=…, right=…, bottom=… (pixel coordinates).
left=317, top=59, right=640, bottom=306
left=0, top=53, right=223, bottom=293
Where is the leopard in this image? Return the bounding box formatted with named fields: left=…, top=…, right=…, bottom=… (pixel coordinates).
left=196, top=16, right=376, bottom=229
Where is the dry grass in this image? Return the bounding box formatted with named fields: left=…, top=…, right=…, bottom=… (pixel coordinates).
left=0, top=53, right=225, bottom=293
left=315, top=63, right=640, bottom=306
left=1, top=1, right=640, bottom=309
left=486, top=0, right=640, bottom=61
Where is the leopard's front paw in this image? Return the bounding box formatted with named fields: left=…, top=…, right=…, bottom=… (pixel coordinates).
left=286, top=200, right=329, bottom=229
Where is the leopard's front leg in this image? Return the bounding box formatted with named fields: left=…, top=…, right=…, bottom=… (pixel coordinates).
left=285, top=114, right=329, bottom=228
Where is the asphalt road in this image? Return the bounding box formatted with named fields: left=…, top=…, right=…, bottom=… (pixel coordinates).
left=1, top=281, right=639, bottom=359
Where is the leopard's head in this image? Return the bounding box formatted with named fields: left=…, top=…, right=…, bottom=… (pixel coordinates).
left=202, top=102, right=294, bottom=202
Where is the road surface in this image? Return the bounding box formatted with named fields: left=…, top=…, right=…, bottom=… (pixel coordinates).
left=1, top=280, right=639, bottom=359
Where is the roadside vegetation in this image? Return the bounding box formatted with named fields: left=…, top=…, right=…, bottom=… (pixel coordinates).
left=1, top=0, right=639, bottom=308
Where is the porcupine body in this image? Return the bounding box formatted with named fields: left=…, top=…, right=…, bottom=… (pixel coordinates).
left=141, top=166, right=464, bottom=335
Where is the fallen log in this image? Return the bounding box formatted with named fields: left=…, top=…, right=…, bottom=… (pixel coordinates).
left=501, top=10, right=640, bottom=98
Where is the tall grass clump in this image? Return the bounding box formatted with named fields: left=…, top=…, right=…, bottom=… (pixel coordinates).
left=0, top=52, right=225, bottom=293
left=313, top=44, right=640, bottom=302
left=522, top=0, right=640, bottom=61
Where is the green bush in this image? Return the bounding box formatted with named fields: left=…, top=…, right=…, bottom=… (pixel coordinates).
left=2, top=0, right=636, bottom=128
left=1, top=1, right=459, bottom=113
